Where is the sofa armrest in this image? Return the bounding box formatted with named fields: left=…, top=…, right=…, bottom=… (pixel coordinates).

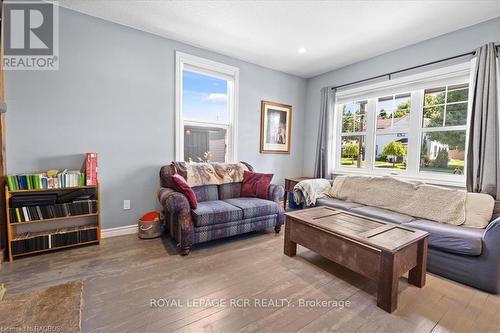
left=268, top=184, right=284, bottom=204
left=158, top=187, right=194, bottom=253
left=158, top=187, right=191, bottom=214
left=484, top=217, right=500, bottom=246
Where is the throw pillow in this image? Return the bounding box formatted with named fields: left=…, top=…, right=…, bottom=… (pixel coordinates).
left=241, top=171, right=273, bottom=199
left=463, top=192, right=495, bottom=228
left=325, top=175, right=346, bottom=198
left=171, top=174, right=198, bottom=209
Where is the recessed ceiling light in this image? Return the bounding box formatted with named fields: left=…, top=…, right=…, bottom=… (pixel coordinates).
left=298, top=47, right=307, bottom=54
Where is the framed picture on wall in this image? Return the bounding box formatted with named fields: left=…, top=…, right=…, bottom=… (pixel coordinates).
left=260, top=100, right=292, bottom=154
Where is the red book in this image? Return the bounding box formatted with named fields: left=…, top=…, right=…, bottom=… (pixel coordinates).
left=84, top=153, right=98, bottom=185
left=92, top=153, right=98, bottom=185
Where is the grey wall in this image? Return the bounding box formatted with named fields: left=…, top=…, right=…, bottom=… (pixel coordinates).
left=5, top=8, right=307, bottom=229
left=302, top=17, right=500, bottom=176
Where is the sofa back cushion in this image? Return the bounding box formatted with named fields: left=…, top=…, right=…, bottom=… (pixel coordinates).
left=192, top=185, right=219, bottom=202
left=219, top=182, right=242, bottom=200
left=463, top=192, right=495, bottom=228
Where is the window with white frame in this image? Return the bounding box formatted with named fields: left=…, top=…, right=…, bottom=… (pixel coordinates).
left=176, top=52, right=239, bottom=162
left=334, top=63, right=471, bottom=185
left=339, top=100, right=367, bottom=168
left=420, top=84, right=468, bottom=175
left=375, top=93, right=411, bottom=170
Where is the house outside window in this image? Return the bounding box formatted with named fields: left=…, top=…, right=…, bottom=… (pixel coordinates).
left=333, top=62, right=471, bottom=186
left=175, top=52, right=239, bottom=162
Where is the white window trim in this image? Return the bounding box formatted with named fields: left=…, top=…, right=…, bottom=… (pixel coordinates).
left=333, top=62, right=471, bottom=188
left=175, top=51, right=239, bottom=162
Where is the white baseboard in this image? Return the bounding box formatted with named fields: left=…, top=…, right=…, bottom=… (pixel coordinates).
left=102, top=224, right=137, bottom=238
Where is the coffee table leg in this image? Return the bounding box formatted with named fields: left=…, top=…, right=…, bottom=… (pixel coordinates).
left=284, top=219, right=296, bottom=257
left=408, top=237, right=428, bottom=287
left=377, top=251, right=398, bottom=313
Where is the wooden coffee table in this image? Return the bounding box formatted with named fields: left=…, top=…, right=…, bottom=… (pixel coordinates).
left=284, top=206, right=429, bottom=313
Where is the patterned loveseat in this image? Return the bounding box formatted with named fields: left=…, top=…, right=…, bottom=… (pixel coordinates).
left=158, top=162, right=285, bottom=255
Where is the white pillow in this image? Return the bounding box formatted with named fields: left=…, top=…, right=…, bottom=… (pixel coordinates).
left=463, top=192, right=495, bottom=228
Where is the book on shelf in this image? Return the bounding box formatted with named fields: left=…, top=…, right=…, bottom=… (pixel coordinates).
left=7, top=170, right=85, bottom=191
left=11, top=226, right=98, bottom=255
left=6, top=153, right=98, bottom=191
left=83, top=153, right=98, bottom=186
left=9, top=200, right=98, bottom=223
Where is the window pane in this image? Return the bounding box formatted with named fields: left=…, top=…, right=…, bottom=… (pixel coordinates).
left=184, top=125, right=227, bottom=162
left=447, top=84, right=468, bottom=103
left=445, top=103, right=468, bottom=126
left=377, top=96, right=394, bottom=130
left=394, top=94, right=411, bottom=110
left=377, top=95, right=410, bottom=130
left=424, top=88, right=445, bottom=106
left=420, top=131, right=465, bottom=174
left=393, top=94, right=411, bottom=129
left=374, top=134, right=407, bottom=170
left=341, top=136, right=365, bottom=168
left=342, top=101, right=367, bottom=133
left=423, top=105, right=444, bottom=127
left=183, top=70, right=229, bottom=122
left=354, top=114, right=367, bottom=132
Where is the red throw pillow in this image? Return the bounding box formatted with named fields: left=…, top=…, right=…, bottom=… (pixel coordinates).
left=171, top=174, right=198, bottom=209
left=241, top=171, right=273, bottom=199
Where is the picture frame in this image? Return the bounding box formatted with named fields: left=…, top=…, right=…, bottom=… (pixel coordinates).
left=260, top=100, right=292, bottom=154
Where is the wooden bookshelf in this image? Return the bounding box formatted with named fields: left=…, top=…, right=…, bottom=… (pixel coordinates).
left=5, top=183, right=101, bottom=261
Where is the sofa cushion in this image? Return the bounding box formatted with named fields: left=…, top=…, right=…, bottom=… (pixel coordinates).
left=463, top=192, right=495, bottom=228
left=192, top=200, right=243, bottom=227
left=315, top=198, right=363, bottom=211
left=218, top=182, right=242, bottom=200
left=192, top=185, right=219, bottom=202
left=350, top=206, right=415, bottom=224
left=224, top=198, right=279, bottom=219
left=404, top=219, right=484, bottom=256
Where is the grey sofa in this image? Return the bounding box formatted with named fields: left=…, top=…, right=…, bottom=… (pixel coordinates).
left=315, top=197, right=500, bottom=293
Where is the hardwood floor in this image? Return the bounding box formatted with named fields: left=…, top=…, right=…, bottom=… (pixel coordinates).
left=0, top=231, right=498, bottom=333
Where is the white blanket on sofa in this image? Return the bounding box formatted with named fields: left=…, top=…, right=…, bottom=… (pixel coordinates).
left=293, top=179, right=331, bottom=206
left=328, top=176, right=467, bottom=225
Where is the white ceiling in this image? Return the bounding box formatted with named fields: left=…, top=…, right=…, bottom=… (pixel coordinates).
left=57, top=0, right=500, bottom=78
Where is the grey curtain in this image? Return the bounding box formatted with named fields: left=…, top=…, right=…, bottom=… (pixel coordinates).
left=314, top=87, right=335, bottom=178
left=466, top=42, right=499, bottom=198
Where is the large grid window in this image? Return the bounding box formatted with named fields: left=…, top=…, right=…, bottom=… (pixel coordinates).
left=334, top=70, right=471, bottom=185
left=176, top=52, right=239, bottom=162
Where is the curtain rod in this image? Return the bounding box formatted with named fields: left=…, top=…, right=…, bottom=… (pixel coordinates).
left=330, top=44, right=500, bottom=91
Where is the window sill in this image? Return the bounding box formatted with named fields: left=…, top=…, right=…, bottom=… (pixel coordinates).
left=331, top=169, right=466, bottom=189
